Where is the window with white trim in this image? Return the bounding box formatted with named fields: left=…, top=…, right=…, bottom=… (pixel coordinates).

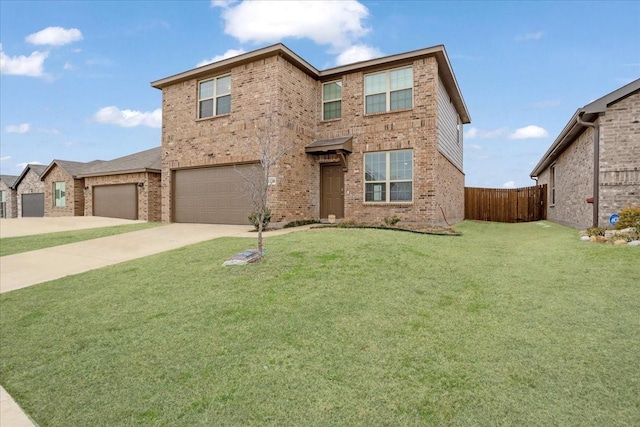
left=54, top=181, right=66, bottom=207
left=198, top=75, right=231, bottom=119
left=364, top=150, right=413, bottom=202
left=365, top=66, right=413, bottom=114
left=322, top=81, right=342, bottom=120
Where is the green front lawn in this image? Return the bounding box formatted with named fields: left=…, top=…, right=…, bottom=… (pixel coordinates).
left=0, top=222, right=163, bottom=256
left=1, top=221, right=638, bottom=426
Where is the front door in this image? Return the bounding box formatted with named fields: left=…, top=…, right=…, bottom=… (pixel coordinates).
left=320, top=164, right=344, bottom=219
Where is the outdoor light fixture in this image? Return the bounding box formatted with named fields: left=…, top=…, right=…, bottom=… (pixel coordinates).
left=138, top=182, right=144, bottom=188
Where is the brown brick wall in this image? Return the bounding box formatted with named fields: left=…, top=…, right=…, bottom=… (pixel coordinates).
left=16, top=169, right=45, bottom=217
left=316, top=57, right=444, bottom=224
left=538, top=128, right=594, bottom=229
left=83, top=172, right=161, bottom=221
left=0, top=181, right=17, bottom=218
left=160, top=53, right=464, bottom=225
left=435, top=150, right=465, bottom=224
left=598, top=91, right=640, bottom=225
left=44, top=165, right=84, bottom=217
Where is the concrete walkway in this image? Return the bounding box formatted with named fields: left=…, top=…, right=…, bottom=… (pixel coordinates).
left=0, top=220, right=314, bottom=426
left=0, top=216, right=148, bottom=238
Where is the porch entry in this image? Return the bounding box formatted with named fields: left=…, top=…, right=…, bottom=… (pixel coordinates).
left=320, top=164, right=344, bottom=219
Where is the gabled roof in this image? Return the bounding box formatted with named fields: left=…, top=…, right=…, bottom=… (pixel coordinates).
left=12, top=164, right=47, bottom=188
left=530, top=78, right=640, bottom=178
left=0, top=174, right=19, bottom=188
left=40, top=159, right=104, bottom=180
left=77, top=147, right=161, bottom=178
left=151, top=43, right=471, bottom=124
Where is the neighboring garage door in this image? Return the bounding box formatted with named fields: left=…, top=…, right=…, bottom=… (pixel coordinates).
left=173, top=165, right=258, bottom=224
left=93, top=184, right=138, bottom=220
left=22, top=193, right=45, bottom=217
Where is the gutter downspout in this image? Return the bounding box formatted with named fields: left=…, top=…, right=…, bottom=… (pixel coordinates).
left=576, top=111, right=600, bottom=228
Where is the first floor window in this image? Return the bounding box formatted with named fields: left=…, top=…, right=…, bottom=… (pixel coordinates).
left=54, top=182, right=66, bottom=207
left=364, top=150, right=413, bottom=202
left=198, top=74, right=231, bottom=119
left=0, top=190, right=6, bottom=218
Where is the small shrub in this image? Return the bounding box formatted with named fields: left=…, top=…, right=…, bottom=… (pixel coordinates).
left=283, top=219, right=320, bottom=228
left=248, top=208, right=271, bottom=231
left=615, top=205, right=640, bottom=231
left=586, top=226, right=606, bottom=237
left=383, top=215, right=401, bottom=226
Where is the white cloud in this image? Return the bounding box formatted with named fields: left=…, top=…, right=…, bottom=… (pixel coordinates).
left=509, top=125, right=549, bottom=140
left=0, top=156, right=11, bottom=162
left=517, top=31, right=544, bottom=41
left=214, top=0, right=370, bottom=49
left=464, top=126, right=507, bottom=139
left=5, top=123, right=31, bottom=134
left=503, top=181, right=516, bottom=188
left=197, top=48, right=246, bottom=67
left=335, top=44, right=383, bottom=66
left=468, top=144, right=483, bottom=150
left=26, top=27, right=83, bottom=46
left=63, top=61, right=75, bottom=71
left=92, top=106, right=162, bottom=128
left=0, top=44, right=49, bottom=77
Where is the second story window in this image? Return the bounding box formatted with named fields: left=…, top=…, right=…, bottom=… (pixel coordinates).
left=365, top=66, right=413, bottom=114
left=323, top=81, right=342, bottom=120
left=198, top=75, right=231, bottom=119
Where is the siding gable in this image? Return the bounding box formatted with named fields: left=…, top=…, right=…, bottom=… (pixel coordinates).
left=437, top=76, right=463, bottom=170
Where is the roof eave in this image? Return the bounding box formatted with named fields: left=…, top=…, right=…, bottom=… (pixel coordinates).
left=78, top=168, right=161, bottom=178
left=150, top=43, right=320, bottom=89
left=529, top=110, right=595, bottom=178
left=320, top=45, right=470, bottom=124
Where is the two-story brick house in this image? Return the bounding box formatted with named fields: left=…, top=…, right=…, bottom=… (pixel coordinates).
left=530, top=78, right=639, bottom=229
left=151, top=43, right=470, bottom=225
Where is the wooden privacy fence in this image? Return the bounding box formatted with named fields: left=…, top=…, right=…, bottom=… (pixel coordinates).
left=465, top=185, right=547, bottom=223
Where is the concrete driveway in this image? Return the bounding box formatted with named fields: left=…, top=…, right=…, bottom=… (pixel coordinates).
left=0, top=218, right=313, bottom=293
left=0, top=216, right=148, bottom=238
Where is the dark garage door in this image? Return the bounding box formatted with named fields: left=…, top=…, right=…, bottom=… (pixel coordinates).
left=93, top=184, right=138, bottom=220
left=22, top=193, right=44, bottom=217
left=173, top=165, right=258, bottom=224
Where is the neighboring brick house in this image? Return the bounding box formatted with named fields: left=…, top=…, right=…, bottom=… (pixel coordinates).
left=40, top=160, right=104, bottom=217
left=0, top=175, right=18, bottom=219
left=77, top=147, right=161, bottom=221
left=13, top=164, right=47, bottom=217
left=531, top=78, right=640, bottom=229
left=151, top=43, right=470, bottom=225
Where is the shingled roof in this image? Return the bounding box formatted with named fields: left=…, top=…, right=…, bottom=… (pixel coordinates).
left=0, top=174, right=19, bottom=188
left=12, top=163, right=48, bottom=188
left=77, top=147, right=161, bottom=178
left=40, top=159, right=105, bottom=180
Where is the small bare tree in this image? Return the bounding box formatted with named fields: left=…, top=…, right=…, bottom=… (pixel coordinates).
left=237, top=116, right=291, bottom=256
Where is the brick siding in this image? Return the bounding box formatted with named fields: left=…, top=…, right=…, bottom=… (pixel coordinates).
left=0, top=182, right=17, bottom=218
left=160, top=53, right=465, bottom=225
left=598, top=91, right=640, bottom=225
left=538, top=127, right=594, bottom=229
left=43, top=165, right=84, bottom=217
left=16, top=169, right=45, bottom=217
left=83, top=172, right=161, bottom=221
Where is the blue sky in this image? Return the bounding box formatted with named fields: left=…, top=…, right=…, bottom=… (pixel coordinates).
left=1, top=0, right=638, bottom=188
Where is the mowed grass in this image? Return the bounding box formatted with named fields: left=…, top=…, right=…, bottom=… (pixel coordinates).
left=0, top=221, right=638, bottom=426
left=0, top=222, right=163, bottom=256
